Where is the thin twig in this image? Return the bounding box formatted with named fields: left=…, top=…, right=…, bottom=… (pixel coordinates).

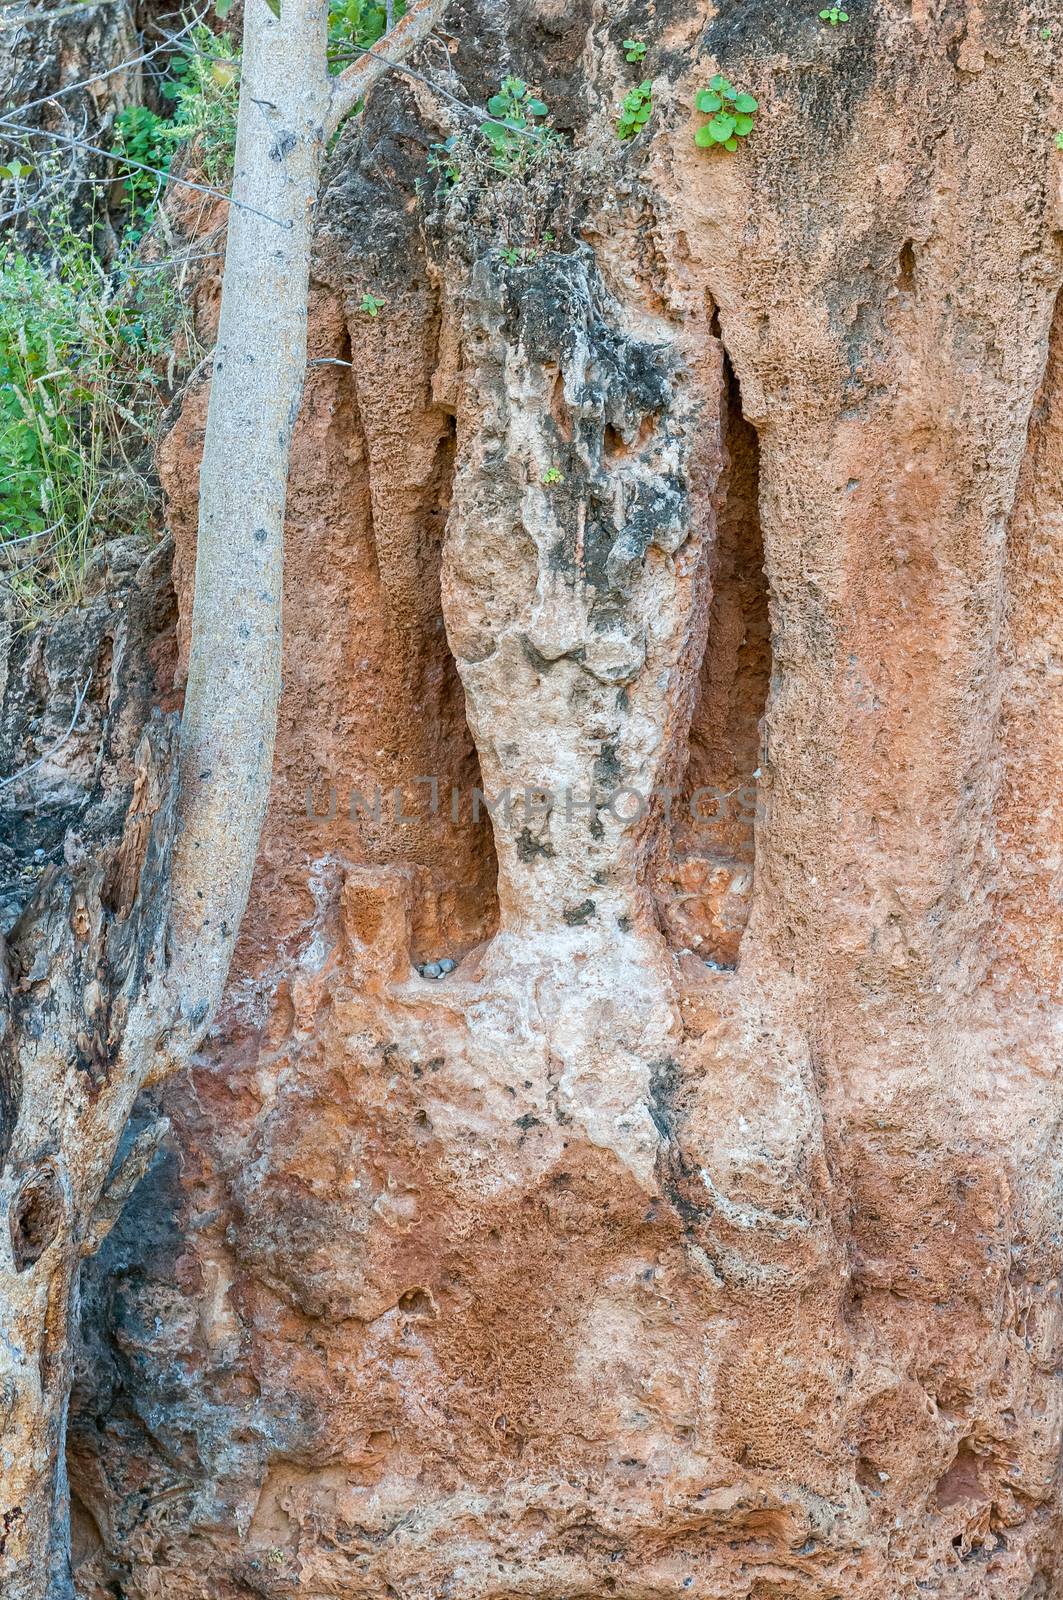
left=0, top=674, right=91, bottom=790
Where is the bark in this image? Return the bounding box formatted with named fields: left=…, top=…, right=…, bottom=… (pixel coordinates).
left=166, top=0, right=332, bottom=1060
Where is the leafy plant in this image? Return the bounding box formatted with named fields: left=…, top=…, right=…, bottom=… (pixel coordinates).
left=542, top=466, right=564, bottom=485
left=359, top=291, right=386, bottom=315
left=623, top=37, right=647, bottom=62
left=479, top=76, right=558, bottom=175
left=328, top=0, right=407, bottom=65
left=155, top=27, right=241, bottom=186
left=0, top=225, right=190, bottom=619
left=617, top=80, right=653, bottom=140
left=499, top=244, right=544, bottom=265
left=113, top=105, right=170, bottom=222
left=0, top=160, right=32, bottom=181
left=694, top=74, right=758, bottom=152
left=819, top=6, right=849, bottom=22
left=427, top=134, right=461, bottom=187
left=1056, top=130, right=1063, bottom=150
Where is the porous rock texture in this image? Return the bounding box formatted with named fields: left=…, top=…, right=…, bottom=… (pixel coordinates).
left=57, top=0, right=1063, bottom=1596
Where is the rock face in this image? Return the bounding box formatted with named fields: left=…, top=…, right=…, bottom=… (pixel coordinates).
left=60, top=1, right=1063, bottom=1596
left=0, top=0, right=140, bottom=253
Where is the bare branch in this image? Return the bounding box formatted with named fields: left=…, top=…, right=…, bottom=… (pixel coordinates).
left=326, top=0, right=448, bottom=139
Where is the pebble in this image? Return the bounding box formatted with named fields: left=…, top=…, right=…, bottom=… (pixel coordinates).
left=417, top=957, right=457, bottom=980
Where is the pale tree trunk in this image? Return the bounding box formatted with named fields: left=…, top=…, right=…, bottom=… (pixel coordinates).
left=0, top=0, right=445, bottom=1593
left=167, top=0, right=445, bottom=1046
left=166, top=0, right=333, bottom=1050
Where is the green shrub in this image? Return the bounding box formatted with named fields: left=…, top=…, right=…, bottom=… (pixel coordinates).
left=113, top=105, right=170, bottom=223
left=623, top=38, right=647, bottom=63
left=111, top=27, right=241, bottom=230
left=0, top=228, right=189, bottom=619
left=819, top=7, right=849, bottom=22
left=157, top=28, right=241, bottom=187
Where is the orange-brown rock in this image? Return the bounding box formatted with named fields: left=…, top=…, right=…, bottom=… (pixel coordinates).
left=66, top=2, right=1063, bottom=1597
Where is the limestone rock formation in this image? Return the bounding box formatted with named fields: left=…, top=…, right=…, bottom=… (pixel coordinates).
left=4, top=0, right=1063, bottom=1596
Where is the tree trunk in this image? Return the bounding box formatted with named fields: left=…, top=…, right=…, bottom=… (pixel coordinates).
left=167, top=0, right=331, bottom=1052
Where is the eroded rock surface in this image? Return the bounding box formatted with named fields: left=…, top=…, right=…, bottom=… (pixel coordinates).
left=62, top=1, right=1063, bottom=1596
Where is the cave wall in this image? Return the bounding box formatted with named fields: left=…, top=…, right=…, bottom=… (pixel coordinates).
left=64, top=2, right=1063, bottom=1596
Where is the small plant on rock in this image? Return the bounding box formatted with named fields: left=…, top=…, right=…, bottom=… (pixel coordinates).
left=543, top=466, right=564, bottom=485
left=1055, top=130, right=1063, bottom=150
left=617, top=81, right=654, bottom=140
left=694, top=74, right=758, bottom=152
left=623, top=37, right=647, bottom=62
left=427, top=134, right=460, bottom=188
left=359, top=291, right=385, bottom=316
left=820, top=6, right=849, bottom=22
left=480, top=76, right=558, bottom=175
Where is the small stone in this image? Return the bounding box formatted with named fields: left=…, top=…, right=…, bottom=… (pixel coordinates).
left=438, top=958, right=456, bottom=973
left=422, top=962, right=442, bottom=979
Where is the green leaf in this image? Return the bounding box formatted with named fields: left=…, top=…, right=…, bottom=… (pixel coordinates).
left=723, top=86, right=737, bottom=100
left=479, top=120, right=510, bottom=144
left=634, top=105, right=651, bottom=122
left=724, top=137, right=738, bottom=151
left=262, top=0, right=280, bottom=16
left=709, top=114, right=736, bottom=140
left=215, top=0, right=234, bottom=15
left=734, top=114, right=754, bottom=136
left=487, top=95, right=508, bottom=114
left=710, top=73, right=727, bottom=89
left=527, top=98, right=549, bottom=116
left=694, top=124, right=716, bottom=147
left=697, top=90, right=722, bottom=112
left=734, top=93, right=758, bottom=113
